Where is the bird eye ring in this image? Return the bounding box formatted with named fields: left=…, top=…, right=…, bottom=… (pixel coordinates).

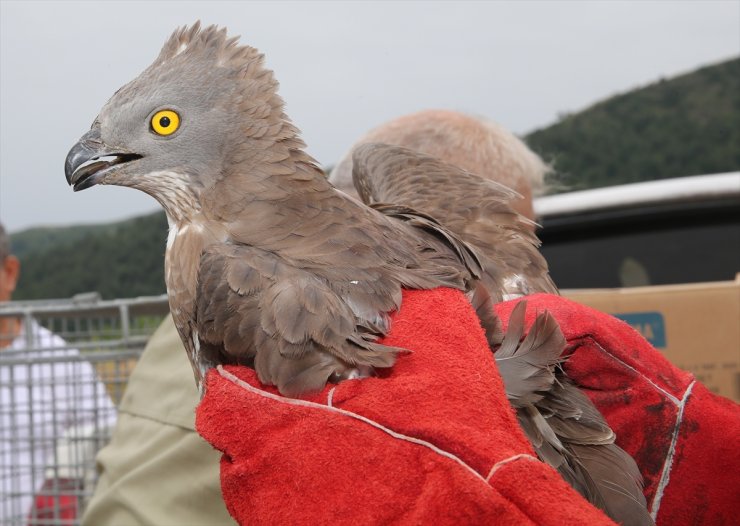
left=151, top=109, right=180, bottom=136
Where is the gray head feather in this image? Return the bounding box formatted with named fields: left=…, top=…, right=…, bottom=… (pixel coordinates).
left=81, top=22, right=301, bottom=223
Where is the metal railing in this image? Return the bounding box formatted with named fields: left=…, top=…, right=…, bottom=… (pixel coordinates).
left=0, top=294, right=169, bottom=526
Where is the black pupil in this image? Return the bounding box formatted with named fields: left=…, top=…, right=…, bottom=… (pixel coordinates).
left=159, top=116, right=171, bottom=128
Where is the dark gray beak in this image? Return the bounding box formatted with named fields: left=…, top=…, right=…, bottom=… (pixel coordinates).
left=65, top=126, right=141, bottom=191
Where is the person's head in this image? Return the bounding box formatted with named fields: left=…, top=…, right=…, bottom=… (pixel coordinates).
left=329, top=109, right=549, bottom=221
left=0, top=222, right=20, bottom=303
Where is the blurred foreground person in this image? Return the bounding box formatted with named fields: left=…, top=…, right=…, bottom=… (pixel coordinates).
left=81, top=110, right=544, bottom=526
left=0, top=222, right=116, bottom=525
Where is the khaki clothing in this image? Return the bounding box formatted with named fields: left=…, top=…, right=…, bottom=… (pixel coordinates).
left=82, top=316, right=235, bottom=526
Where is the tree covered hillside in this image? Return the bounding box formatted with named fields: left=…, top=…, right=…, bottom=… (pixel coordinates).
left=526, top=57, right=739, bottom=191
left=12, top=212, right=168, bottom=300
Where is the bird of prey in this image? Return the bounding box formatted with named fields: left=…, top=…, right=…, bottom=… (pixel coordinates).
left=64, top=23, right=652, bottom=525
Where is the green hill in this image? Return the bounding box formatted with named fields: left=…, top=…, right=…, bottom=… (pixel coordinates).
left=12, top=212, right=168, bottom=300
left=525, top=57, right=740, bottom=191
left=11, top=223, right=119, bottom=260
left=10, top=58, right=739, bottom=299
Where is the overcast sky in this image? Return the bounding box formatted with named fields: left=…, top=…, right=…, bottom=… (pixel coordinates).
left=1, top=0, right=738, bottom=233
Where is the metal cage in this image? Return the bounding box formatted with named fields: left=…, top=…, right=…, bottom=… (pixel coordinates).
left=1, top=294, right=169, bottom=526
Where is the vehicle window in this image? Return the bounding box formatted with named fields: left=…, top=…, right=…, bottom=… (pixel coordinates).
left=539, top=203, right=740, bottom=288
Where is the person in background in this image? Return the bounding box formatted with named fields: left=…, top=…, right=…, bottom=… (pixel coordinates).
left=329, top=109, right=549, bottom=222
left=0, top=224, right=20, bottom=346
left=0, top=222, right=117, bottom=525
left=81, top=110, right=547, bottom=526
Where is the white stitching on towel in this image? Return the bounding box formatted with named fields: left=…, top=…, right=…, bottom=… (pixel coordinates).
left=589, top=339, right=683, bottom=406
left=327, top=387, right=336, bottom=408
left=587, top=339, right=701, bottom=521
left=216, top=366, right=489, bottom=484
left=485, top=454, right=539, bottom=482
left=649, top=380, right=696, bottom=521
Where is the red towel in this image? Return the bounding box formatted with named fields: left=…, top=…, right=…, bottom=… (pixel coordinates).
left=29, top=478, right=79, bottom=525
left=495, top=294, right=740, bottom=526
left=196, top=290, right=739, bottom=525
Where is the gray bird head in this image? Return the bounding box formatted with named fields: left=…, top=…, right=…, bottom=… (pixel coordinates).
left=65, top=22, right=293, bottom=222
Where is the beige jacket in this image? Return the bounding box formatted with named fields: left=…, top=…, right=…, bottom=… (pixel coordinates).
left=82, top=316, right=235, bottom=526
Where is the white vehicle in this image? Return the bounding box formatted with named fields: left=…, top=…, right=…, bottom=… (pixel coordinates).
left=534, top=172, right=740, bottom=288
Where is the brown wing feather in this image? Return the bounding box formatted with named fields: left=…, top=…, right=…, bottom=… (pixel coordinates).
left=351, top=143, right=556, bottom=298
left=195, top=244, right=404, bottom=396
left=219, top=173, right=481, bottom=331
left=499, top=302, right=653, bottom=525
left=568, top=441, right=652, bottom=526
left=468, top=283, right=503, bottom=347
left=370, top=203, right=483, bottom=285
left=495, top=302, right=563, bottom=405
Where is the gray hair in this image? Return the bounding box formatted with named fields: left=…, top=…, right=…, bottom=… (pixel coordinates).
left=330, top=109, right=550, bottom=202
left=0, top=222, right=10, bottom=260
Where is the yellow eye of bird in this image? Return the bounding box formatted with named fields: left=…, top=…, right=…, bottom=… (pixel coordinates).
left=151, top=110, right=180, bottom=136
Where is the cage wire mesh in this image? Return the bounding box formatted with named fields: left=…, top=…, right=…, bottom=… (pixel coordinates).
left=1, top=294, right=169, bottom=526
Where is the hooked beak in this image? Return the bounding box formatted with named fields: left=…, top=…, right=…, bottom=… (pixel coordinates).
left=65, top=126, right=142, bottom=191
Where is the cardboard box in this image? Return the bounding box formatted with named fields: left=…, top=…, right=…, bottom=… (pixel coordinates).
left=562, top=275, right=740, bottom=402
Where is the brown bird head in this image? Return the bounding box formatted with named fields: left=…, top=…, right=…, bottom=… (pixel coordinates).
left=65, top=22, right=307, bottom=224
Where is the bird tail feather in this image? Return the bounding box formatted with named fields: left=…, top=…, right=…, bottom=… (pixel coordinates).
left=496, top=301, right=654, bottom=525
